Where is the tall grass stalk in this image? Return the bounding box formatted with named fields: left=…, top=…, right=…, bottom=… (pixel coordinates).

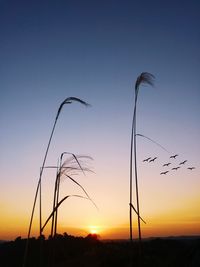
left=51, top=159, right=60, bottom=237
left=129, top=73, right=155, bottom=242
left=23, top=97, right=90, bottom=267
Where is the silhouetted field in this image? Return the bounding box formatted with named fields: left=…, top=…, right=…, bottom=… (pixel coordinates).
left=0, top=234, right=200, bottom=267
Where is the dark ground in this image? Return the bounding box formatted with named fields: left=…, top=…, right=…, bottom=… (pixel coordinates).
left=0, top=234, right=200, bottom=267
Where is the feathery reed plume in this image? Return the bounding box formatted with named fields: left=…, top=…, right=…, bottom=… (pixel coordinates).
left=23, top=97, right=90, bottom=267
left=56, top=97, right=91, bottom=120
left=41, top=195, right=91, bottom=233
left=129, top=73, right=155, bottom=242
left=135, top=72, right=155, bottom=92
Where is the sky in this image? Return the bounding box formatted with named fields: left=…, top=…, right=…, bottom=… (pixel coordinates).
left=0, top=0, right=200, bottom=240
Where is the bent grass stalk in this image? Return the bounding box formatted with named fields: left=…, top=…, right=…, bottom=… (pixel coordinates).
left=41, top=195, right=91, bottom=233
left=23, top=97, right=90, bottom=267
left=129, top=203, right=146, bottom=224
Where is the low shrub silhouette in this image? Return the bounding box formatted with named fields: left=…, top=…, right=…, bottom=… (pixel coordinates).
left=0, top=234, right=200, bottom=267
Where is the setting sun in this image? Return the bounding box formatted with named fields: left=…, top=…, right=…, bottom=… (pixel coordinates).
left=89, top=225, right=99, bottom=235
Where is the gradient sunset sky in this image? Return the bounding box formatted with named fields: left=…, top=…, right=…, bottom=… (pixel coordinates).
left=0, top=0, right=199, bottom=240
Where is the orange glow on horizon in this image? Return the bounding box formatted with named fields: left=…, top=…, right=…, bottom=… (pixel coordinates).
left=1, top=173, right=199, bottom=241
left=1, top=190, right=200, bottom=241
left=1, top=218, right=199, bottom=241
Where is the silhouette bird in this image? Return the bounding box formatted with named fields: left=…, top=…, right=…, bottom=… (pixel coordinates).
left=163, top=163, right=171, bottom=167
left=179, top=160, right=187, bottom=165
left=160, top=171, right=169, bottom=175
left=188, top=167, right=195, bottom=170
left=149, top=157, right=157, bottom=162
left=170, top=154, right=178, bottom=159
left=143, top=157, right=151, bottom=162
left=172, top=167, right=180, bottom=170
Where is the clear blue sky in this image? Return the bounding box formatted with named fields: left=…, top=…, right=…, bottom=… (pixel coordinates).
left=0, top=0, right=199, bottom=239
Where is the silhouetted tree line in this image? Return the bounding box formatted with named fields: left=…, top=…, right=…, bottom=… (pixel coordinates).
left=0, top=234, right=200, bottom=267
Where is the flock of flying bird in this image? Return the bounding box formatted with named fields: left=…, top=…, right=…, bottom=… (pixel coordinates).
left=142, top=154, right=196, bottom=175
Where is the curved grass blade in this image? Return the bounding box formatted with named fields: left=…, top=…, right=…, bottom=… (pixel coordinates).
left=136, top=133, right=170, bottom=153
left=65, top=174, right=98, bottom=210
left=41, top=195, right=90, bottom=232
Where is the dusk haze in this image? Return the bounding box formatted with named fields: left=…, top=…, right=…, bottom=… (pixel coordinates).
left=0, top=0, right=199, bottom=266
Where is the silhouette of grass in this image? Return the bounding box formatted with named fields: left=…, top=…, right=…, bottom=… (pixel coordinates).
left=53, top=152, right=83, bottom=237
left=41, top=153, right=96, bottom=237
left=52, top=153, right=97, bottom=236
left=23, top=97, right=90, bottom=267
left=129, top=72, right=155, bottom=242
